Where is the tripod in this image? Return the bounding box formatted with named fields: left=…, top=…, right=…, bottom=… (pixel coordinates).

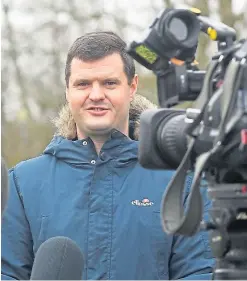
left=206, top=177, right=247, bottom=280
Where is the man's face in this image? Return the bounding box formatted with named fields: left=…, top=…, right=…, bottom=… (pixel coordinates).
left=66, top=53, right=138, bottom=139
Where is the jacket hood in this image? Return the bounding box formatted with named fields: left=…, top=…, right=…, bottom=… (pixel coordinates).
left=52, top=94, right=157, bottom=140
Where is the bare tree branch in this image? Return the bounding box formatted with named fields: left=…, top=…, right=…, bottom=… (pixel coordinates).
left=218, top=0, right=245, bottom=38
left=189, top=0, right=210, bottom=69
left=2, top=3, right=32, bottom=119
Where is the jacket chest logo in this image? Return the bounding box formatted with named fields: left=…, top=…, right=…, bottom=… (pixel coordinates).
left=131, top=198, right=154, bottom=207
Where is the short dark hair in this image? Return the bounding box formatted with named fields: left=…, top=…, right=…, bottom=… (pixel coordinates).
left=65, top=31, right=135, bottom=87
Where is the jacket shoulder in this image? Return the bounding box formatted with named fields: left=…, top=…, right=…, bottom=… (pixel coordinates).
left=9, top=154, right=53, bottom=194
left=11, top=153, right=51, bottom=173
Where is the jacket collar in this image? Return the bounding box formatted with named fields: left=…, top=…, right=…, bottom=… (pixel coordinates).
left=44, top=130, right=138, bottom=166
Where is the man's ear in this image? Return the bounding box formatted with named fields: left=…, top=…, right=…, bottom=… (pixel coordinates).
left=130, top=74, right=138, bottom=101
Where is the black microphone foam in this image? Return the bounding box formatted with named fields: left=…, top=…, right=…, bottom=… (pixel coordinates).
left=30, top=236, right=84, bottom=280
left=1, top=157, right=9, bottom=215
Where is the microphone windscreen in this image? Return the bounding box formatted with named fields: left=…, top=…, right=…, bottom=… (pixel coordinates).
left=30, top=236, right=84, bottom=280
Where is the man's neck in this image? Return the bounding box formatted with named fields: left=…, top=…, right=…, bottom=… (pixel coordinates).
left=91, top=136, right=108, bottom=154
left=76, top=128, right=111, bottom=154
left=77, top=126, right=129, bottom=154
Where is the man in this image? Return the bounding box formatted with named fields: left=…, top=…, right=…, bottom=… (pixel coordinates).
left=2, top=31, right=215, bottom=280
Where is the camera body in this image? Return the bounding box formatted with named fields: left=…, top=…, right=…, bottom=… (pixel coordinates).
left=128, top=8, right=235, bottom=108
left=127, top=7, right=247, bottom=280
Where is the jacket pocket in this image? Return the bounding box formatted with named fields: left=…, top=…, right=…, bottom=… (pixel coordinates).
left=151, top=211, right=171, bottom=280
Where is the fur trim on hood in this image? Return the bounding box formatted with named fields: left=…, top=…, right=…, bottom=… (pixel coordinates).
left=52, top=94, right=157, bottom=140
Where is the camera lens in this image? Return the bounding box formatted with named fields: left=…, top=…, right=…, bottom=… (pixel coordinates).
left=168, top=17, right=188, bottom=41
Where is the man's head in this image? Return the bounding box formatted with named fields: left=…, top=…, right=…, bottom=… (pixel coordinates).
left=65, top=31, right=138, bottom=140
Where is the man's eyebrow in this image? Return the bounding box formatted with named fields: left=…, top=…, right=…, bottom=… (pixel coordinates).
left=103, top=76, right=120, bottom=79
left=103, top=77, right=121, bottom=82
left=74, top=78, right=90, bottom=82
left=72, top=78, right=91, bottom=85
left=73, top=77, right=121, bottom=84
left=103, top=77, right=121, bottom=81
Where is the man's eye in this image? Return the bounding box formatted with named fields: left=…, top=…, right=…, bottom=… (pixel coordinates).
left=105, top=81, right=117, bottom=86
left=78, top=82, right=89, bottom=87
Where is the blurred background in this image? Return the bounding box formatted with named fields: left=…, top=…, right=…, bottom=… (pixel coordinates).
left=2, top=0, right=247, bottom=167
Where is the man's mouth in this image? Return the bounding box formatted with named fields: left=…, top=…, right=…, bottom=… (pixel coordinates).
left=88, top=107, right=107, bottom=111
left=86, top=107, right=109, bottom=115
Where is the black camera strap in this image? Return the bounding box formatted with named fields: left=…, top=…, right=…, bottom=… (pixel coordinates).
left=160, top=59, right=221, bottom=236
left=161, top=136, right=216, bottom=236
left=160, top=54, right=246, bottom=236
left=194, top=58, right=223, bottom=108
left=217, top=57, right=246, bottom=144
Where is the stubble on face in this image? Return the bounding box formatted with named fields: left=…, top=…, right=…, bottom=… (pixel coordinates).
left=66, top=54, right=138, bottom=146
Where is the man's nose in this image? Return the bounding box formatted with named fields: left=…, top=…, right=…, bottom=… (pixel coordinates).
left=89, top=84, right=105, bottom=101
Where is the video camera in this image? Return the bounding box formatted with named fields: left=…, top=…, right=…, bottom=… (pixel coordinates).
left=127, top=7, right=247, bottom=280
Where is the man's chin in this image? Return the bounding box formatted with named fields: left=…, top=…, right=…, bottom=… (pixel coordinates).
left=86, top=125, right=114, bottom=135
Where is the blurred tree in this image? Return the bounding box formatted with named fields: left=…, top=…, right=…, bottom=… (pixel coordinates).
left=218, top=0, right=247, bottom=36
left=190, top=0, right=211, bottom=69
left=2, top=3, right=32, bottom=119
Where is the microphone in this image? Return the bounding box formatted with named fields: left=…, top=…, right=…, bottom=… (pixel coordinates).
left=1, top=157, right=9, bottom=215
left=30, top=236, right=84, bottom=280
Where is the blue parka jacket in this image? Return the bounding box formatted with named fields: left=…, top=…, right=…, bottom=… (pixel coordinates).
left=1, top=95, right=215, bottom=280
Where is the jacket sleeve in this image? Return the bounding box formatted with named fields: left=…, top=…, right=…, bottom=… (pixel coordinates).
left=1, top=168, right=34, bottom=280
left=169, top=182, right=216, bottom=280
